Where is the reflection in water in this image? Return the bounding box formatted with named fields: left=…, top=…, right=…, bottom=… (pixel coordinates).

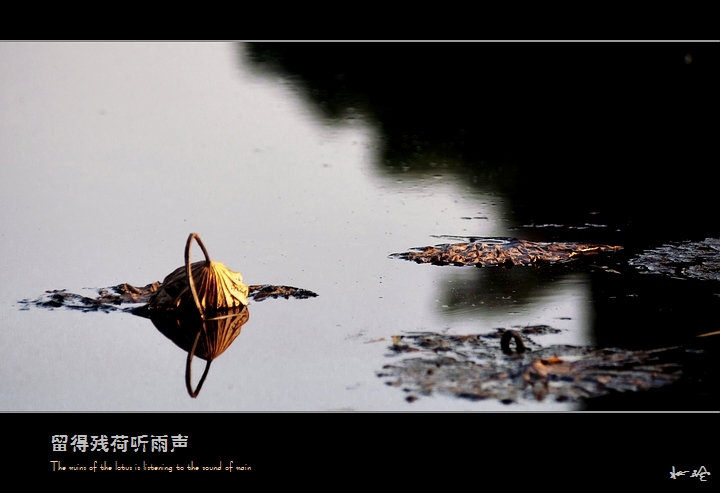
left=143, top=307, right=250, bottom=398
left=437, top=270, right=595, bottom=344
left=392, top=236, right=622, bottom=346
left=242, top=43, right=718, bottom=247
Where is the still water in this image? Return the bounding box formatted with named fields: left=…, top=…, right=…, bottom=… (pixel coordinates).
left=1, top=42, right=716, bottom=411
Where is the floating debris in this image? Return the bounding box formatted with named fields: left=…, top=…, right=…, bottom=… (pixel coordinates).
left=246, top=284, right=319, bottom=302
left=513, top=223, right=609, bottom=230
left=629, top=238, right=720, bottom=281
left=378, top=329, right=683, bottom=404
left=391, top=237, right=622, bottom=268
left=588, top=264, right=622, bottom=275
left=18, top=283, right=162, bottom=313
left=19, top=282, right=317, bottom=313
left=19, top=233, right=318, bottom=314
left=111, top=282, right=163, bottom=303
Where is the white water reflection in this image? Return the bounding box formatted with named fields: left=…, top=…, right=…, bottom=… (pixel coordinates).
left=0, top=42, right=584, bottom=410
left=434, top=269, right=594, bottom=347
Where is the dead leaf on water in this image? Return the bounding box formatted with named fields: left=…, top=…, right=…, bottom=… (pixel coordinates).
left=391, top=237, right=622, bottom=268
left=19, top=233, right=318, bottom=314
left=378, top=330, right=684, bottom=404
left=629, top=237, right=720, bottom=281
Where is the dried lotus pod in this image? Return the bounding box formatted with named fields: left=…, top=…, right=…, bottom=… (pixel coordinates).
left=147, top=233, right=249, bottom=316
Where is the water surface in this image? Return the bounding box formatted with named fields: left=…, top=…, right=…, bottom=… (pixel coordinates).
left=1, top=42, right=716, bottom=410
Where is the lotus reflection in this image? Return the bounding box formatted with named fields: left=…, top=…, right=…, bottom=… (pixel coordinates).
left=141, top=306, right=250, bottom=398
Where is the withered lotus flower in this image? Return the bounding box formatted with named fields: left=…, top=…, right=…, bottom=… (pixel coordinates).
left=145, top=233, right=252, bottom=397
left=148, top=233, right=249, bottom=317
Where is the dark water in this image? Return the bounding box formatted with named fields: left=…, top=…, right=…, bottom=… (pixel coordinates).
left=1, top=42, right=717, bottom=410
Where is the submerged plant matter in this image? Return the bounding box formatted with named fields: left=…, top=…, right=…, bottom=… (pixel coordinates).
left=378, top=329, right=685, bottom=404
left=629, top=237, right=720, bottom=281
left=390, top=237, right=622, bottom=267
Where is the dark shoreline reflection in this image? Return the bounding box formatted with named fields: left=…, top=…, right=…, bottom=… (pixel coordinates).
left=240, top=42, right=720, bottom=296
left=241, top=42, right=720, bottom=409
left=241, top=42, right=719, bottom=245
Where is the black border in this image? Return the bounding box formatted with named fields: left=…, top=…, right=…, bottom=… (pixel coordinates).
left=10, top=412, right=717, bottom=485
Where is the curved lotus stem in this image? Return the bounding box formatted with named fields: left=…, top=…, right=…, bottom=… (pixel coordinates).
left=185, top=325, right=213, bottom=398
left=185, top=233, right=211, bottom=319
left=501, top=330, right=526, bottom=354
left=697, top=330, right=720, bottom=338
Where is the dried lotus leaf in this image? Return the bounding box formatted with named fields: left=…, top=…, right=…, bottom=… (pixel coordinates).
left=391, top=237, right=623, bottom=267
left=148, top=233, right=249, bottom=314
left=149, top=261, right=249, bottom=311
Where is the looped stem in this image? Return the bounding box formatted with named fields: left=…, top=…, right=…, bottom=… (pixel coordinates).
left=183, top=233, right=215, bottom=397
left=185, top=324, right=212, bottom=398
left=501, top=330, right=526, bottom=354
left=185, top=233, right=211, bottom=320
